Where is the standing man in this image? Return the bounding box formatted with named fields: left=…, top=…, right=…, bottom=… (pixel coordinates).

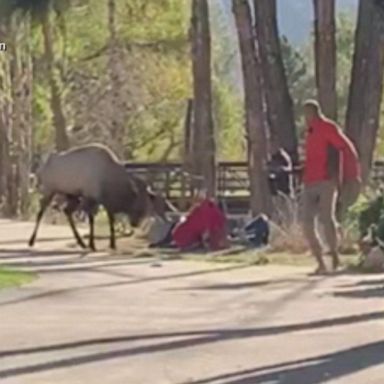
left=302, top=100, right=360, bottom=274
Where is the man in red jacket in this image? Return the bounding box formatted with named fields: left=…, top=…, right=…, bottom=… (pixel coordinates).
left=302, top=100, right=361, bottom=274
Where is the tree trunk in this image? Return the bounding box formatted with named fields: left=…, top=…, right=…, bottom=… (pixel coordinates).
left=182, top=98, right=194, bottom=168
left=0, top=24, right=12, bottom=210
left=313, top=0, right=337, bottom=121
left=7, top=19, right=22, bottom=216
left=107, top=0, right=124, bottom=157
left=253, top=0, right=298, bottom=162
left=19, top=22, right=33, bottom=217
left=346, top=0, right=384, bottom=182
left=191, top=0, right=216, bottom=197
left=41, top=12, right=69, bottom=151
left=233, top=0, right=272, bottom=215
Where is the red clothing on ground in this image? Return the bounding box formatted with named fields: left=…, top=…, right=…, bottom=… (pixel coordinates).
left=172, top=199, right=228, bottom=251
left=303, top=116, right=361, bottom=185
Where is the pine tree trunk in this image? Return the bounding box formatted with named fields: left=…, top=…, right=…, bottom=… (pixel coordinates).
left=233, top=0, right=272, bottom=215
left=182, top=98, right=194, bottom=168
left=313, top=0, right=337, bottom=121
left=0, top=81, right=12, bottom=215
left=0, top=23, right=9, bottom=201
left=41, top=12, right=69, bottom=151
left=253, top=0, right=298, bottom=163
left=8, top=20, right=22, bottom=216
left=19, top=23, right=33, bottom=217
left=191, top=0, right=216, bottom=197
left=107, top=0, right=124, bottom=157
left=346, top=0, right=384, bottom=182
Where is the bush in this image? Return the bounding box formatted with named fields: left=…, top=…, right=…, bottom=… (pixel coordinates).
left=356, top=194, right=384, bottom=239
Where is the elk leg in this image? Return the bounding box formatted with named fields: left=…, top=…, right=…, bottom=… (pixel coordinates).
left=82, top=199, right=98, bottom=251
left=64, top=196, right=87, bottom=249
left=28, top=194, right=53, bottom=247
left=107, top=211, right=116, bottom=250
left=88, top=213, right=96, bottom=251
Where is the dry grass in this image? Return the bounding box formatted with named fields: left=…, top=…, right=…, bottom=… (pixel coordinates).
left=269, top=194, right=308, bottom=254
left=267, top=193, right=359, bottom=256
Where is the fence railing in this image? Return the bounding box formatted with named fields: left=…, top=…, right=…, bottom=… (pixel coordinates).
left=125, top=161, right=384, bottom=213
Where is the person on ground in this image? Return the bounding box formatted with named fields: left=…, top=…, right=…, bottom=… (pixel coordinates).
left=302, top=100, right=360, bottom=274
left=172, top=189, right=229, bottom=252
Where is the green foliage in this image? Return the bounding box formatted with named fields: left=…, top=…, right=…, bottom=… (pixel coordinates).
left=356, top=193, right=384, bottom=238
left=373, top=215, right=384, bottom=244
left=336, top=12, right=355, bottom=125
left=33, top=82, right=53, bottom=150
left=211, top=2, right=243, bottom=160
left=212, top=78, right=243, bottom=160
left=281, top=11, right=357, bottom=132
left=281, top=35, right=313, bottom=136
left=21, top=0, right=191, bottom=160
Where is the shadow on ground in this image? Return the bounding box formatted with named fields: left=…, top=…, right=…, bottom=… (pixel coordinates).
left=191, top=340, right=384, bottom=383
left=0, top=311, right=383, bottom=380
left=333, top=278, right=384, bottom=299
left=0, top=263, right=252, bottom=307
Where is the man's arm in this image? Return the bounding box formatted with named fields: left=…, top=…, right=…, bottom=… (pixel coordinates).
left=325, top=121, right=360, bottom=182
left=325, top=122, right=357, bottom=155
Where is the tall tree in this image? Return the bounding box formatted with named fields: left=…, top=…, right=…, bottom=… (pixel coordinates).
left=0, top=21, right=14, bottom=215
left=346, top=0, right=384, bottom=182
left=233, top=0, right=271, bottom=215
left=107, top=0, right=124, bottom=157
left=190, top=0, right=216, bottom=197
left=1, top=0, right=70, bottom=151
left=253, top=0, right=298, bottom=162
left=313, top=0, right=337, bottom=121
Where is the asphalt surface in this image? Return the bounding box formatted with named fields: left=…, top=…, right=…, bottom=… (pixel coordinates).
left=0, top=219, right=383, bottom=384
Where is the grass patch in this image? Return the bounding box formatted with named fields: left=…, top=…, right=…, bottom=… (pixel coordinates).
left=0, top=269, right=35, bottom=290
left=179, top=247, right=361, bottom=269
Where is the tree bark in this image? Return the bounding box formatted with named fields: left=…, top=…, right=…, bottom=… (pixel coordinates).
left=41, top=11, right=69, bottom=151
left=233, top=0, right=272, bottom=215
left=253, top=0, right=298, bottom=163
left=182, top=98, right=194, bottom=168
left=313, top=0, right=337, bottom=121
left=7, top=19, right=22, bottom=216
left=19, top=21, right=33, bottom=217
left=346, top=0, right=384, bottom=182
left=191, top=0, right=216, bottom=197
left=0, top=23, right=12, bottom=210
left=107, top=0, right=125, bottom=157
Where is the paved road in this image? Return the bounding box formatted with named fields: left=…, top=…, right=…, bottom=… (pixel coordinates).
left=0, top=220, right=383, bottom=384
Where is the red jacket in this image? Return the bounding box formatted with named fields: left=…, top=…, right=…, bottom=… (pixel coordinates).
left=303, top=116, right=361, bottom=185
left=172, top=199, right=228, bottom=251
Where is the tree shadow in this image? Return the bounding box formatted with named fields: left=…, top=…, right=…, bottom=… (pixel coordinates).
left=333, top=287, right=383, bottom=299
left=192, top=340, right=384, bottom=383
left=332, top=278, right=384, bottom=299
left=0, top=249, right=152, bottom=271
left=169, top=278, right=303, bottom=291
left=0, top=248, right=89, bottom=260
left=0, top=311, right=383, bottom=379
left=0, top=237, right=75, bottom=246
left=175, top=281, right=272, bottom=290
left=0, top=264, right=251, bottom=307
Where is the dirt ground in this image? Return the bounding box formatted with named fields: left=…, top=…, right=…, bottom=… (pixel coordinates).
left=0, top=219, right=383, bottom=384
